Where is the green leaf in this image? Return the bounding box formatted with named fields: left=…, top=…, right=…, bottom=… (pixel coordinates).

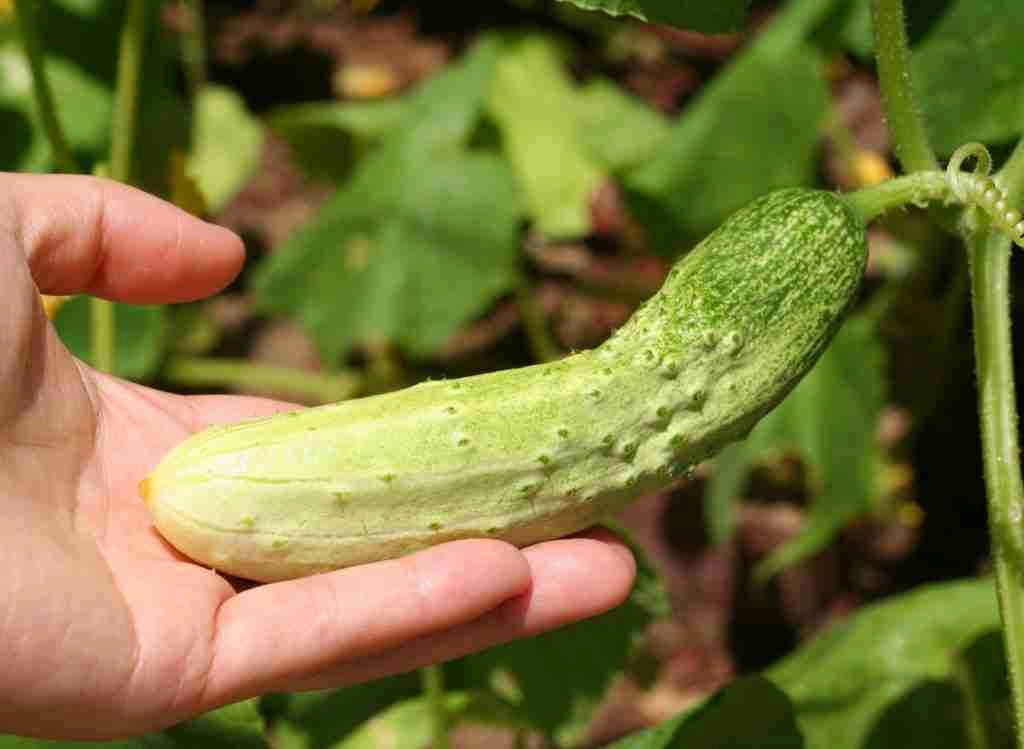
left=705, top=315, right=886, bottom=579
left=0, top=105, right=33, bottom=169
left=553, top=0, right=752, bottom=33
left=488, top=36, right=605, bottom=238
left=332, top=691, right=520, bottom=749
left=187, top=85, right=264, bottom=212
left=767, top=578, right=1006, bottom=748
left=252, top=38, right=525, bottom=363
left=623, top=0, right=833, bottom=253
left=54, top=297, right=169, bottom=381
left=703, top=440, right=751, bottom=545
left=267, top=97, right=412, bottom=183
left=454, top=525, right=669, bottom=747
left=607, top=676, right=804, bottom=749
left=0, top=40, right=113, bottom=171
left=911, top=0, right=1024, bottom=155
left=163, top=700, right=266, bottom=748
left=575, top=79, right=670, bottom=173
left=610, top=578, right=1008, bottom=749
left=264, top=673, right=421, bottom=749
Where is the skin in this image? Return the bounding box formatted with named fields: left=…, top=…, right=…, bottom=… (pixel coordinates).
left=0, top=173, right=636, bottom=741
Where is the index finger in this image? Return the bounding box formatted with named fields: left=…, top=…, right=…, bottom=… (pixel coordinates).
left=3, top=172, right=245, bottom=303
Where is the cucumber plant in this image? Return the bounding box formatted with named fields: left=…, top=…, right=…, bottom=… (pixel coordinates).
left=7, top=0, right=1024, bottom=747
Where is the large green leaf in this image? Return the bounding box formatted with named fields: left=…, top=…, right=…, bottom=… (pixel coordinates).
left=453, top=525, right=669, bottom=747
left=252, top=38, right=526, bottom=363
left=54, top=297, right=169, bottom=381
left=911, top=0, right=1024, bottom=155
left=187, top=85, right=264, bottom=212
left=623, top=0, right=833, bottom=253
left=488, top=36, right=605, bottom=239
left=607, top=676, right=804, bottom=749
left=767, top=578, right=1009, bottom=748
left=606, top=578, right=1008, bottom=749
left=266, top=97, right=413, bottom=183
left=553, top=0, right=752, bottom=33
left=704, top=315, right=886, bottom=580
left=575, top=79, right=670, bottom=173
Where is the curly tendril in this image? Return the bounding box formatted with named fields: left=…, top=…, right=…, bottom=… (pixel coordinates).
left=946, top=142, right=1024, bottom=248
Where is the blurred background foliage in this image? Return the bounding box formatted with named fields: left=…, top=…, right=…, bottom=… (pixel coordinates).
left=4, top=0, right=1024, bottom=746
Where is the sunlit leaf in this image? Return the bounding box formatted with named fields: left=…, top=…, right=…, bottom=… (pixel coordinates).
left=623, top=0, right=832, bottom=253
left=187, top=85, right=263, bottom=212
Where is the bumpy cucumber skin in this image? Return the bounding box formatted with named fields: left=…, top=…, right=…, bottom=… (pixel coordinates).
left=142, top=188, right=868, bottom=582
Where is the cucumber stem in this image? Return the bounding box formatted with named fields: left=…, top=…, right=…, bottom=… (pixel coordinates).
left=162, top=356, right=362, bottom=404
left=12, top=0, right=77, bottom=174
left=840, top=171, right=952, bottom=223
left=870, top=0, right=938, bottom=173
left=967, top=228, right=1024, bottom=748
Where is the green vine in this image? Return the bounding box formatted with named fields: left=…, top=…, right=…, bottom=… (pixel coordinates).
left=947, top=143, right=1024, bottom=248
left=870, top=0, right=938, bottom=173
left=967, top=226, right=1024, bottom=745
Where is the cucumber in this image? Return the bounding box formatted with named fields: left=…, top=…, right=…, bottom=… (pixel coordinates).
left=141, top=188, right=868, bottom=582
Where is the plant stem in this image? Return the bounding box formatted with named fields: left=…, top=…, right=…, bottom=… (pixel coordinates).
left=871, top=0, right=938, bottom=173
left=421, top=665, right=450, bottom=749
left=90, top=299, right=116, bottom=374
left=163, top=357, right=362, bottom=404
left=515, top=282, right=562, bottom=363
left=94, top=0, right=147, bottom=376
left=840, top=170, right=952, bottom=223
left=967, top=228, right=1024, bottom=747
left=110, top=0, right=148, bottom=185
left=181, top=0, right=207, bottom=100
left=12, top=0, right=77, bottom=173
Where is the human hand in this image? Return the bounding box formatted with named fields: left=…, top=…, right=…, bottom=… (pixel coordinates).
left=0, top=173, right=636, bottom=741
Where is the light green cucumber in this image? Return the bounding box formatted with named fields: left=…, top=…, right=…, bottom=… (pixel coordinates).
left=142, top=188, right=868, bottom=582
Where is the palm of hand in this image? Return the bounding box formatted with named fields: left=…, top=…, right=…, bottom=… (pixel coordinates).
left=0, top=175, right=635, bottom=741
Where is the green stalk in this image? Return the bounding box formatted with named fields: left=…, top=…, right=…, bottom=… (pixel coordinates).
left=841, top=170, right=952, bottom=223
left=181, top=0, right=207, bottom=100
left=421, top=665, right=450, bottom=749
left=871, top=0, right=938, bottom=173
left=90, top=299, right=116, bottom=374
left=163, top=357, right=362, bottom=404
left=515, top=281, right=562, bottom=363
left=12, top=0, right=77, bottom=173
left=93, top=0, right=148, bottom=376
left=110, top=0, right=147, bottom=184
left=967, top=227, right=1024, bottom=746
